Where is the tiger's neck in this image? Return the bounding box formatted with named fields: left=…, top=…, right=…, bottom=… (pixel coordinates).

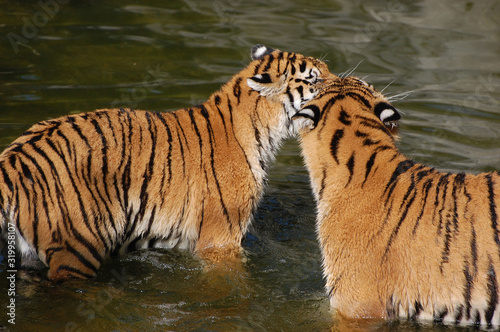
left=204, top=78, right=291, bottom=184
left=300, top=113, right=404, bottom=220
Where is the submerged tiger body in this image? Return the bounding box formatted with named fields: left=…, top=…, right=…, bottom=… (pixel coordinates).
left=0, top=45, right=331, bottom=281
left=293, top=76, right=500, bottom=327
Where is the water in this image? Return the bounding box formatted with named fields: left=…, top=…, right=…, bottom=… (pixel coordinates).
left=0, top=0, right=499, bottom=331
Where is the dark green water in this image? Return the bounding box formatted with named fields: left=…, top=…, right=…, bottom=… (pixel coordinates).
left=0, top=0, right=499, bottom=331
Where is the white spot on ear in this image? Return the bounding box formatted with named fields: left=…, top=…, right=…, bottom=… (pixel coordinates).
left=253, top=46, right=268, bottom=59
left=298, top=108, right=316, bottom=119
left=380, top=109, right=395, bottom=122
left=291, top=107, right=317, bottom=133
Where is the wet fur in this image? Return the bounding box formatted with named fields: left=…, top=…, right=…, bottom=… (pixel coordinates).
left=294, top=76, right=500, bottom=327
left=0, top=45, right=331, bottom=281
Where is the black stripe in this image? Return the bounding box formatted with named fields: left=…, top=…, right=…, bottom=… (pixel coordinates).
left=440, top=225, right=453, bottom=272
left=214, top=103, right=229, bottom=143
left=355, top=130, right=367, bottom=138
left=31, top=182, right=40, bottom=254
left=313, top=95, right=342, bottom=136
left=233, top=77, right=242, bottom=104
left=486, top=174, right=500, bottom=256
left=208, top=167, right=232, bottom=232
left=330, top=129, right=344, bottom=164
left=67, top=121, right=116, bottom=241
left=45, top=246, right=64, bottom=265
left=416, top=168, right=434, bottom=181
left=318, top=166, right=327, bottom=202
left=357, top=115, right=392, bottom=137
left=136, top=112, right=157, bottom=232
left=433, top=308, right=448, bottom=323
left=123, top=112, right=153, bottom=241
left=411, top=301, right=423, bottom=320
left=362, top=152, right=377, bottom=187
left=65, top=241, right=99, bottom=273
left=473, top=310, right=481, bottom=325
left=363, top=138, right=381, bottom=146
left=434, top=174, right=451, bottom=236
left=19, top=159, right=33, bottom=183
left=197, top=197, right=205, bottom=239
left=44, top=138, right=110, bottom=253
left=90, top=118, right=109, bottom=199
left=383, top=174, right=417, bottom=260
left=286, top=86, right=294, bottom=107
left=440, top=174, right=465, bottom=271
left=338, top=107, right=351, bottom=125
left=226, top=98, right=256, bottom=184
left=299, top=60, right=307, bottom=73
left=346, top=91, right=371, bottom=109
left=48, top=135, right=111, bottom=252
left=400, top=173, right=416, bottom=210
left=153, top=111, right=173, bottom=184
left=188, top=109, right=203, bottom=160
left=345, top=152, right=355, bottom=187
left=145, top=205, right=158, bottom=238
left=0, top=163, right=14, bottom=192
left=172, top=112, right=191, bottom=153
left=176, top=130, right=186, bottom=177
left=203, top=104, right=232, bottom=231
left=296, top=85, right=304, bottom=99
left=485, top=260, right=498, bottom=328
left=276, top=51, right=284, bottom=73
left=383, top=159, right=415, bottom=202
left=463, top=263, right=473, bottom=321
left=21, top=150, right=54, bottom=206
left=452, top=173, right=465, bottom=233
left=55, top=128, right=72, bottom=157
left=262, top=53, right=275, bottom=72
left=8, top=155, right=15, bottom=168
left=412, top=178, right=433, bottom=235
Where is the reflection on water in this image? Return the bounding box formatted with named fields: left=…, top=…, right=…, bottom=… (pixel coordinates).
left=0, top=0, right=499, bottom=331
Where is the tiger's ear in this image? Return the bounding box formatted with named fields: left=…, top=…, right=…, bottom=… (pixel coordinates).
left=247, top=73, right=285, bottom=96
left=374, top=102, right=401, bottom=123
left=251, top=44, right=275, bottom=60
left=291, top=105, right=320, bottom=132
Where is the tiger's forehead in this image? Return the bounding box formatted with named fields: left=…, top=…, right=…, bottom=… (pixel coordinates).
left=267, top=50, right=330, bottom=71
left=317, top=76, right=385, bottom=100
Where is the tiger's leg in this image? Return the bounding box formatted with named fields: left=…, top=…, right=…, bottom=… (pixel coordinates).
left=45, top=245, right=101, bottom=281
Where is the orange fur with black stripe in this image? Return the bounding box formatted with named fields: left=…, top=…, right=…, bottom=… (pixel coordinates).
left=293, top=76, right=500, bottom=327
left=0, top=45, right=331, bottom=281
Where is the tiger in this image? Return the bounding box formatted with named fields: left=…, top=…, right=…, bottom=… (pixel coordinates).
left=0, top=45, right=332, bottom=281
left=292, top=75, right=500, bottom=328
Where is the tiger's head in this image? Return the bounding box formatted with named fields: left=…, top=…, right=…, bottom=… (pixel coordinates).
left=292, top=76, right=401, bottom=138
left=244, top=45, right=333, bottom=135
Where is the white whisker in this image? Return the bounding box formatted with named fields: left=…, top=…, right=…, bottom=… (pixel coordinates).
left=361, top=74, right=372, bottom=82
left=319, top=52, right=330, bottom=62
left=387, top=91, right=414, bottom=102
left=339, top=59, right=364, bottom=79
left=380, top=79, right=396, bottom=94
